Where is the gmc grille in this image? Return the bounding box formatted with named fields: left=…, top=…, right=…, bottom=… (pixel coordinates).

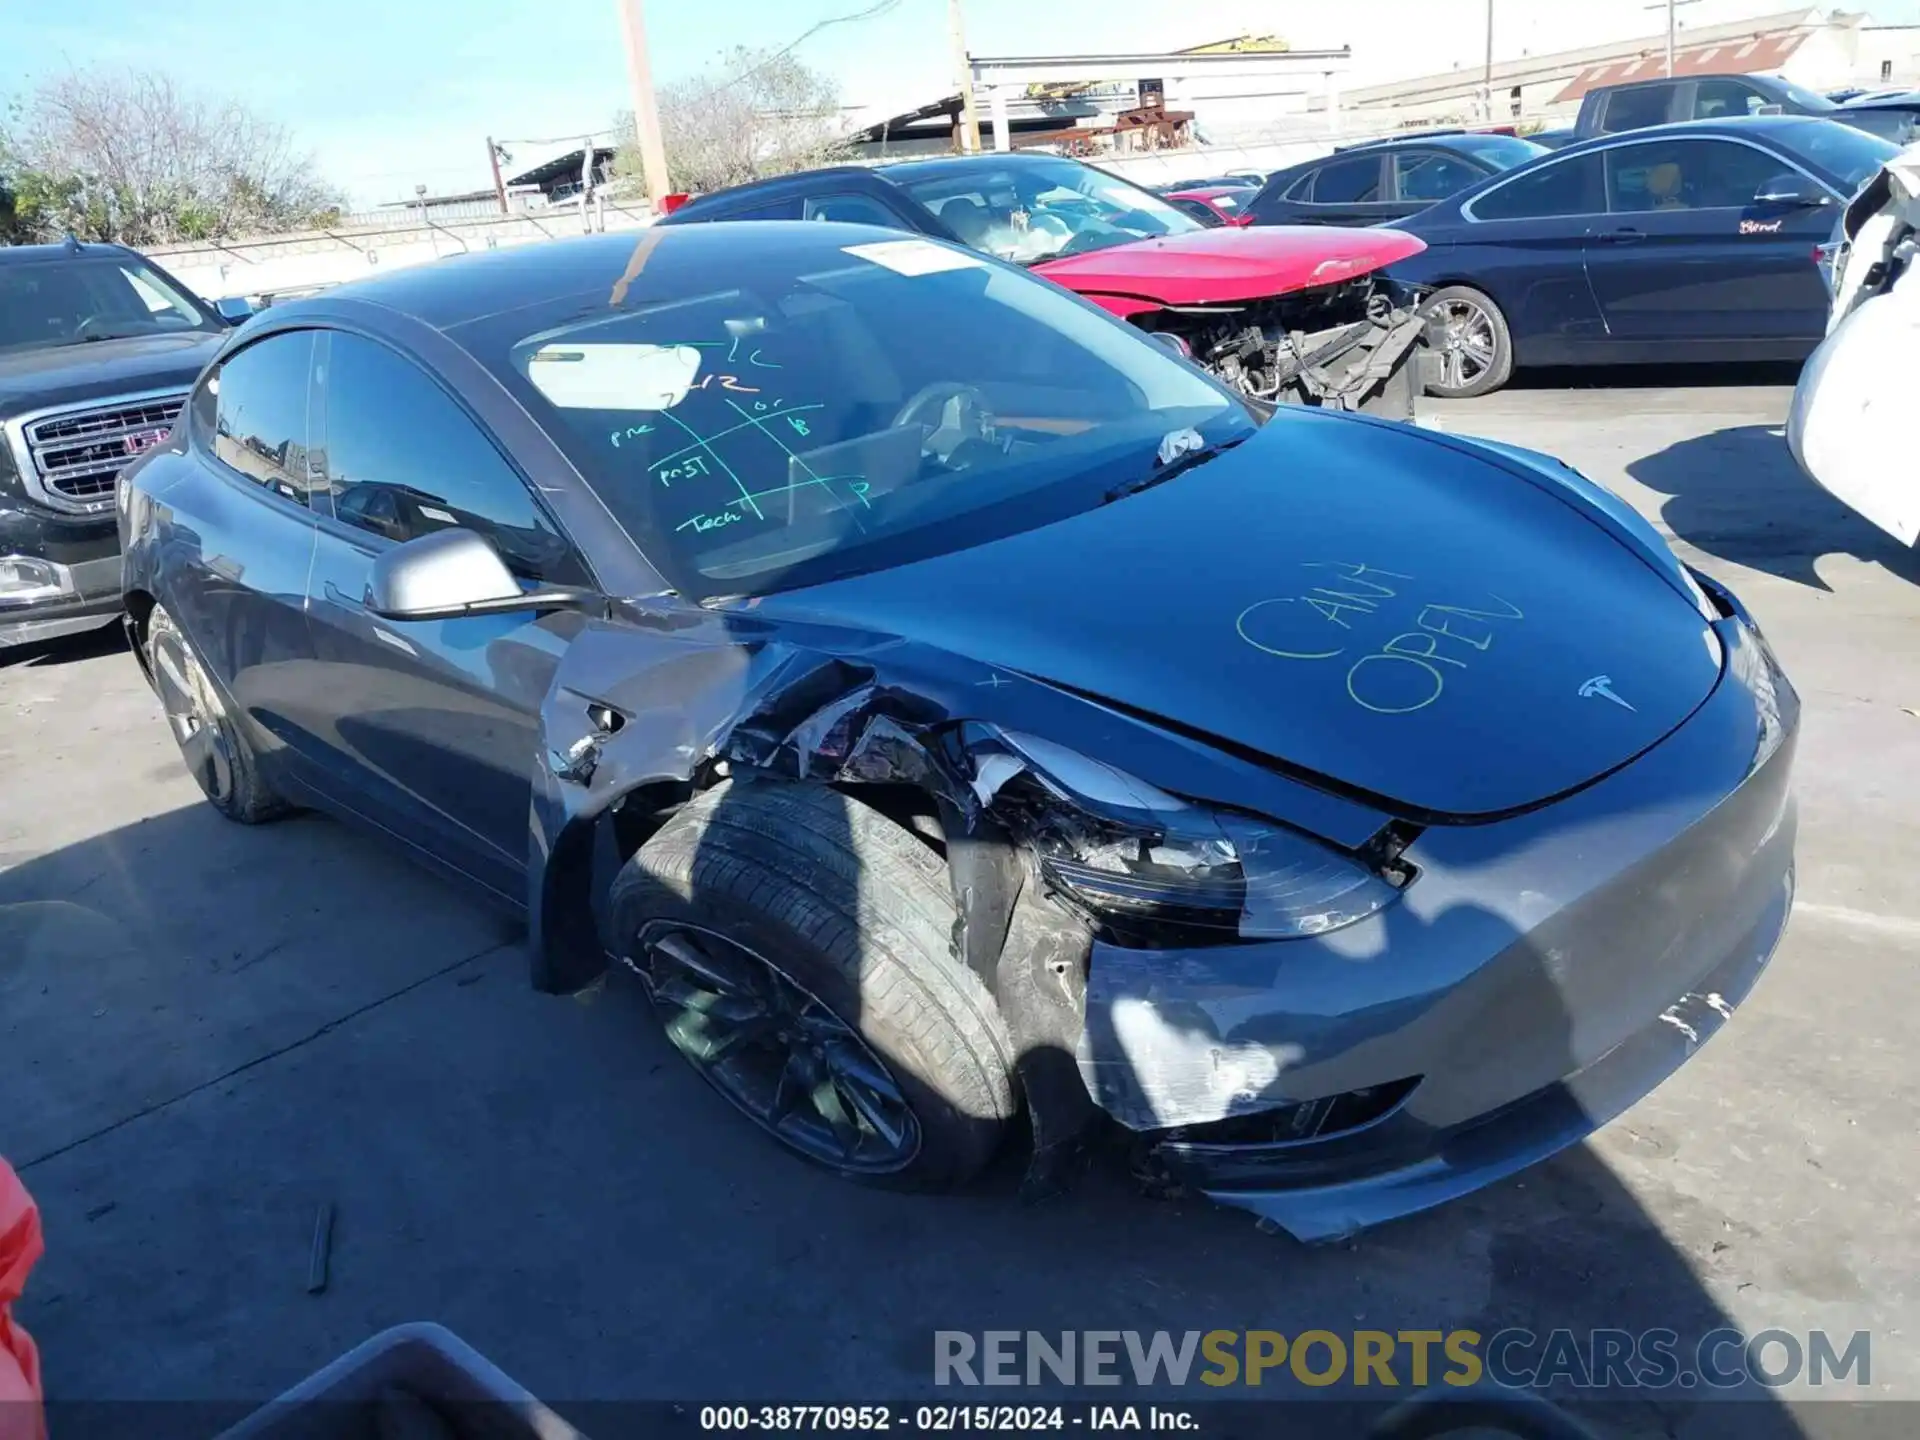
left=22, top=394, right=188, bottom=510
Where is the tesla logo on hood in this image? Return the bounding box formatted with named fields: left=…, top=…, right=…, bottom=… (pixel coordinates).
left=1579, top=675, right=1635, bottom=712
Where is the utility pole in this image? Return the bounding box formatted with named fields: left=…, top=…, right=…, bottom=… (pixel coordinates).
left=486, top=136, right=508, bottom=214
left=948, top=0, right=982, bottom=154
left=1642, top=0, right=1702, bottom=78
left=1482, top=0, right=1494, bottom=124
left=615, top=0, right=673, bottom=210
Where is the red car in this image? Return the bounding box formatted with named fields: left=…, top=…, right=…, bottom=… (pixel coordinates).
left=1160, top=183, right=1259, bottom=227
left=660, top=153, right=1428, bottom=417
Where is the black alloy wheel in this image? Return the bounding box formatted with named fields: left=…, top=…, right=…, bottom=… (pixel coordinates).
left=636, top=921, right=922, bottom=1174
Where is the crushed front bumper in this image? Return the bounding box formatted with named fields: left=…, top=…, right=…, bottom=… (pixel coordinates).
left=1075, top=610, right=1798, bottom=1240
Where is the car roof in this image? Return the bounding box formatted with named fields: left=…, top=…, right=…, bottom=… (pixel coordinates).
left=254, top=221, right=949, bottom=333
left=1593, top=69, right=1791, bottom=95
left=1329, top=130, right=1526, bottom=155
left=0, top=239, right=139, bottom=265
left=1549, top=112, right=1827, bottom=154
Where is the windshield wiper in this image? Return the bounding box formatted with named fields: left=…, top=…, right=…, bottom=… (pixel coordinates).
left=1102, top=432, right=1250, bottom=504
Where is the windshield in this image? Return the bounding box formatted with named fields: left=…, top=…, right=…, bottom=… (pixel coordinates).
left=893, top=157, right=1205, bottom=266
left=1450, top=135, right=1549, bottom=169
left=0, top=257, right=220, bottom=353
left=471, top=226, right=1249, bottom=601
left=1776, top=121, right=1899, bottom=192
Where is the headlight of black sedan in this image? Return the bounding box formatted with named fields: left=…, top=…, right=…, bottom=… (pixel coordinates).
left=966, top=728, right=1413, bottom=945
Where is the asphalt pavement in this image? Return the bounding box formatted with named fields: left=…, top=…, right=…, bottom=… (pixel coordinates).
left=2, top=373, right=1916, bottom=1439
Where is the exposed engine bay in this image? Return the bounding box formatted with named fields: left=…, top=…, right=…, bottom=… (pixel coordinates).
left=1139, top=277, right=1428, bottom=418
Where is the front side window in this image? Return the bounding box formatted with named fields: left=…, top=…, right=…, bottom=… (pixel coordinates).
left=894, top=157, right=1201, bottom=265
left=1395, top=152, right=1482, bottom=203
left=0, top=257, right=222, bottom=354
left=1599, top=85, right=1675, bottom=133
left=1606, top=138, right=1784, bottom=212
left=210, top=331, right=320, bottom=506
left=1448, top=134, right=1549, bottom=170
left=467, top=230, right=1248, bottom=600
left=319, top=332, right=582, bottom=584
left=803, top=194, right=909, bottom=227
left=1310, top=155, right=1384, bottom=203
left=1472, top=153, right=1603, bottom=220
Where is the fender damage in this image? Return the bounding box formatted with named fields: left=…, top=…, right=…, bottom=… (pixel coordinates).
left=529, top=622, right=1136, bottom=1190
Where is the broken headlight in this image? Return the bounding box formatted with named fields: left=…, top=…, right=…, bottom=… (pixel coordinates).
left=969, top=730, right=1410, bottom=944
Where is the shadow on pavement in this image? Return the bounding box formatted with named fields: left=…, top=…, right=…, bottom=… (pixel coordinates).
left=0, top=623, right=128, bottom=672
left=1509, top=361, right=1806, bottom=393
left=1628, top=423, right=1920, bottom=591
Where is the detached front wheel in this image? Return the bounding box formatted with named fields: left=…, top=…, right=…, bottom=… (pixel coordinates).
left=1421, top=285, right=1513, bottom=399
left=610, top=780, right=1020, bottom=1189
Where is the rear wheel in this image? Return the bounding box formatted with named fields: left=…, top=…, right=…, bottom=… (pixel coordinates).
left=145, top=604, right=292, bottom=824
left=610, top=780, right=1020, bottom=1189
left=1421, top=285, right=1513, bottom=399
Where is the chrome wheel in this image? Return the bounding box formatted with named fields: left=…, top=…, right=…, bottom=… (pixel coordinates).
left=149, top=618, right=236, bottom=806
left=635, top=923, right=922, bottom=1174
left=1432, top=297, right=1498, bottom=392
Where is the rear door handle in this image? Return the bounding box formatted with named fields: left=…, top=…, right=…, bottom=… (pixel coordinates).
left=1598, top=228, right=1645, bottom=245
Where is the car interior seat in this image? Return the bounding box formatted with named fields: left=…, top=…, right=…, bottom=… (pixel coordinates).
left=935, top=197, right=993, bottom=247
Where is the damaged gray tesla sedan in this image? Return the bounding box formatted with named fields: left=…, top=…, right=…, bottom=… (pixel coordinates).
left=119, top=223, right=1797, bottom=1239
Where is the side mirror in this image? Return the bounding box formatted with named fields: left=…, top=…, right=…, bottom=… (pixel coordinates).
left=366, top=528, right=598, bottom=622
left=213, top=297, right=255, bottom=325
left=1754, top=173, right=1832, bottom=208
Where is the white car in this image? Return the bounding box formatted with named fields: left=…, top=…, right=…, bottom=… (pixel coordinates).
left=1787, top=142, right=1920, bottom=546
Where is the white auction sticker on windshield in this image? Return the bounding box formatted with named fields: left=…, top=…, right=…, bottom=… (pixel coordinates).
left=843, top=239, right=984, bottom=276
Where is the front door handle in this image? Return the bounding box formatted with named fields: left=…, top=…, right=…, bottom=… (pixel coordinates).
left=1597, top=228, right=1645, bottom=245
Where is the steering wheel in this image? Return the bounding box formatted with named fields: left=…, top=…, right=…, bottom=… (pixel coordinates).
left=73, top=315, right=118, bottom=341
left=892, top=382, right=998, bottom=466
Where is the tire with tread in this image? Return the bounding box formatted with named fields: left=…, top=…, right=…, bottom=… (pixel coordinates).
left=147, top=604, right=293, bottom=824
left=610, top=779, right=1019, bottom=1189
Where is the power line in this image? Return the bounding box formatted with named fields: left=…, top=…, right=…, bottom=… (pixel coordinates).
left=701, top=0, right=905, bottom=96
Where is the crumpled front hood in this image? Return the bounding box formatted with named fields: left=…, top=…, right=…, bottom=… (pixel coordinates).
left=1031, top=225, right=1427, bottom=305
left=751, top=413, right=1725, bottom=821
left=0, top=332, right=222, bottom=417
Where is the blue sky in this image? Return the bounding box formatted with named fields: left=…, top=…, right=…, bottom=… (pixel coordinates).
left=10, top=0, right=1920, bottom=207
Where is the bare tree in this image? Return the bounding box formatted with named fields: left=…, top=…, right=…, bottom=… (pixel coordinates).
left=615, top=47, right=851, bottom=196
left=0, top=69, right=341, bottom=245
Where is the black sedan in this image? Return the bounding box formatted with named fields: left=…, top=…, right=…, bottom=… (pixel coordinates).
left=1244, top=132, right=1548, bottom=228
left=120, top=222, right=1797, bottom=1239
left=1388, top=115, right=1897, bottom=397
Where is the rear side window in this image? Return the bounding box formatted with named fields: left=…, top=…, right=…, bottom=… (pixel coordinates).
left=1598, top=84, right=1675, bottom=133
left=209, top=331, right=322, bottom=507
left=1310, top=155, right=1384, bottom=203
left=319, top=332, right=585, bottom=584
left=728, top=196, right=804, bottom=221
left=1471, top=153, right=1603, bottom=220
